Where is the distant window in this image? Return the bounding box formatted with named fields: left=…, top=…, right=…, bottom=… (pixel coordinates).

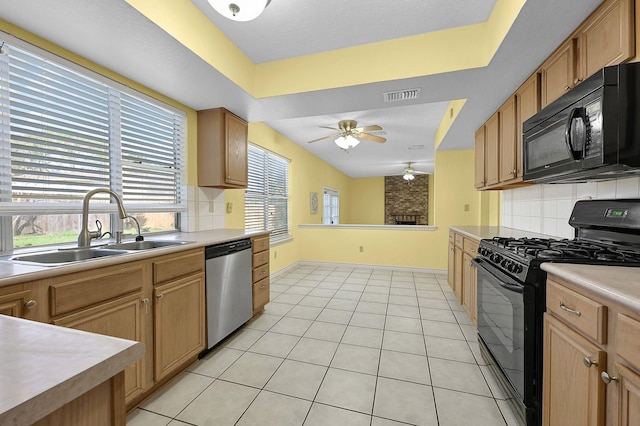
left=0, top=36, right=186, bottom=250
left=245, top=143, right=290, bottom=243
left=323, top=187, right=339, bottom=224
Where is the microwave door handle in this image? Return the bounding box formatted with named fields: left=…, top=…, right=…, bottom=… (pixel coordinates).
left=564, top=107, right=586, bottom=160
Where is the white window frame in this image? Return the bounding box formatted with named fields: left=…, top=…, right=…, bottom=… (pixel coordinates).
left=245, top=143, right=290, bottom=243
left=0, top=33, right=187, bottom=251
left=323, top=187, right=340, bottom=225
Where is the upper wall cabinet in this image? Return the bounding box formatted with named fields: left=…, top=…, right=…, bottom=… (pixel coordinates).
left=476, top=0, right=634, bottom=190
left=197, top=108, right=248, bottom=188
left=541, top=0, right=635, bottom=107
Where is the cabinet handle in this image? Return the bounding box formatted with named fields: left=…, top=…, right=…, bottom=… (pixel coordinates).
left=583, top=357, right=598, bottom=368
left=574, top=78, right=583, bottom=85
left=559, top=301, right=581, bottom=317
left=469, top=262, right=473, bottom=266
left=141, top=298, right=149, bottom=314
left=259, top=285, right=266, bottom=289
left=156, top=293, right=164, bottom=299
left=601, top=371, right=618, bottom=384
left=565, top=85, right=572, bottom=91
left=260, top=271, right=266, bottom=275
left=24, top=299, right=37, bottom=310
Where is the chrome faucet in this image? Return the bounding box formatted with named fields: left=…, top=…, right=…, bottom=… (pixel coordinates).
left=78, top=188, right=127, bottom=247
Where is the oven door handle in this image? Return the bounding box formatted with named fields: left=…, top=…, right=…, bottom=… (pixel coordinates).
left=472, top=258, right=525, bottom=294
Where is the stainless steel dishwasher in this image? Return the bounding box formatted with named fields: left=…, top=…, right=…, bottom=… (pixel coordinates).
left=201, top=238, right=253, bottom=355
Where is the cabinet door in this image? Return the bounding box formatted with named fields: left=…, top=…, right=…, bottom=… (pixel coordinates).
left=224, top=112, right=248, bottom=187
left=0, top=287, right=33, bottom=317
left=580, top=0, right=634, bottom=78
left=516, top=74, right=540, bottom=179
left=543, top=314, right=606, bottom=426
left=541, top=39, right=577, bottom=107
left=453, top=246, right=463, bottom=304
left=484, top=112, right=500, bottom=187
left=462, top=252, right=477, bottom=325
left=615, top=363, right=640, bottom=426
left=154, top=273, right=205, bottom=382
left=447, top=242, right=455, bottom=290
left=499, top=97, right=517, bottom=184
left=53, top=293, right=147, bottom=403
left=474, top=127, right=486, bottom=189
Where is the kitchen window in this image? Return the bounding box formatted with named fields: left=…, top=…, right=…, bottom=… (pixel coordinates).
left=323, top=187, right=339, bottom=224
left=245, top=143, right=290, bottom=243
left=0, top=36, right=186, bottom=251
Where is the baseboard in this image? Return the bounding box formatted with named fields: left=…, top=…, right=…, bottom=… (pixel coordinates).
left=271, top=260, right=447, bottom=277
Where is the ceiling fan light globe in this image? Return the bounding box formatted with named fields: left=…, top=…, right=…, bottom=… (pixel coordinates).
left=403, top=173, right=415, bottom=181
left=335, top=135, right=360, bottom=150
left=208, top=0, right=270, bottom=21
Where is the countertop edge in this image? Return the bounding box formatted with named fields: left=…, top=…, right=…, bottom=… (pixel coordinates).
left=449, top=226, right=554, bottom=241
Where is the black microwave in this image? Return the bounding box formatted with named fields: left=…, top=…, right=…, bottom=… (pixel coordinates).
left=523, top=62, right=640, bottom=183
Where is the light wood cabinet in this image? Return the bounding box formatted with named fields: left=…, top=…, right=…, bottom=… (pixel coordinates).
left=0, top=284, right=37, bottom=318
left=251, top=235, right=270, bottom=316
left=543, top=313, right=606, bottom=426
left=544, top=274, right=640, bottom=426
left=540, top=39, right=578, bottom=108
left=515, top=73, right=540, bottom=175
left=580, top=0, right=635, bottom=79
left=197, top=107, right=248, bottom=188
left=498, top=96, right=517, bottom=184
left=447, top=230, right=479, bottom=325
left=484, top=112, right=500, bottom=187
left=152, top=249, right=206, bottom=382
left=474, top=127, right=486, bottom=189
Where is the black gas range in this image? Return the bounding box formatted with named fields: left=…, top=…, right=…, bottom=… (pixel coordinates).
left=474, top=199, right=640, bottom=426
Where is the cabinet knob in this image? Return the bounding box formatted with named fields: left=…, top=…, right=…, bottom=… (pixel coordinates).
left=24, top=299, right=37, bottom=310
left=601, top=371, right=618, bottom=384
left=583, top=357, right=598, bottom=368
left=156, top=293, right=164, bottom=299
left=565, top=85, right=572, bottom=91
left=559, top=301, right=581, bottom=317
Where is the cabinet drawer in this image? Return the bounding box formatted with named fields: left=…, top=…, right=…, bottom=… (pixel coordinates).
left=463, top=237, right=479, bottom=256
left=50, top=264, right=145, bottom=317
left=616, top=314, right=640, bottom=371
left=454, top=233, right=463, bottom=248
left=547, top=279, right=607, bottom=344
left=253, top=277, right=269, bottom=310
left=252, top=235, right=269, bottom=253
left=153, top=249, right=204, bottom=284
left=252, top=264, right=269, bottom=283
left=252, top=251, right=269, bottom=268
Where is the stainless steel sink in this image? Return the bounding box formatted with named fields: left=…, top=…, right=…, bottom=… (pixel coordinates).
left=11, top=248, right=129, bottom=265
left=102, top=240, right=191, bottom=251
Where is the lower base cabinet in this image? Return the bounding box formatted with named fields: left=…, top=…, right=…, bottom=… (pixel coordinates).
left=153, top=273, right=205, bottom=382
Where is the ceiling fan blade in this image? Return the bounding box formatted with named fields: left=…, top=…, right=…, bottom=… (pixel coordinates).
left=307, top=133, right=340, bottom=144
left=319, top=126, right=341, bottom=131
left=355, top=125, right=382, bottom=132
left=357, top=133, right=386, bottom=143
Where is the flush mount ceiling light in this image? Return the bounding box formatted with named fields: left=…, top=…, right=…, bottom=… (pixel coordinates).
left=335, top=134, right=360, bottom=150
left=208, top=0, right=271, bottom=21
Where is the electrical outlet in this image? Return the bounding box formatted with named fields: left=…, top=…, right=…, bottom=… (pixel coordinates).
left=208, top=201, right=214, bottom=212
left=359, top=246, right=364, bottom=253
left=226, top=202, right=232, bottom=213
left=274, top=251, right=277, bottom=259
left=464, top=204, right=470, bottom=212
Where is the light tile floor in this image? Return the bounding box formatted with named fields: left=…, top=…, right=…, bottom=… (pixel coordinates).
left=127, top=264, right=520, bottom=426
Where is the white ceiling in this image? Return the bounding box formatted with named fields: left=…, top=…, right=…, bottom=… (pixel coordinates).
left=0, top=0, right=603, bottom=177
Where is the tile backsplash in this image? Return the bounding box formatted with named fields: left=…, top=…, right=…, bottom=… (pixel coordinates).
left=181, top=186, right=226, bottom=232
left=501, top=176, right=640, bottom=238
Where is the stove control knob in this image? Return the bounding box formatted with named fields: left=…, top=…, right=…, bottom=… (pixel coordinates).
left=491, top=254, right=503, bottom=263
left=513, top=264, right=523, bottom=274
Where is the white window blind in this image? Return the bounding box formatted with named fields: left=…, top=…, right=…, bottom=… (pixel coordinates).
left=0, top=39, right=186, bottom=216
left=245, top=143, right=289, bottom=242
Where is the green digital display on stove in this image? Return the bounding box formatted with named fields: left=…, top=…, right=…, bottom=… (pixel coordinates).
left=606, top=208, right=627, bottom=218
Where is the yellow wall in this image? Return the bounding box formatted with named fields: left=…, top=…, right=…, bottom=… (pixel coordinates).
left=348, top=177, right=385, bottom=224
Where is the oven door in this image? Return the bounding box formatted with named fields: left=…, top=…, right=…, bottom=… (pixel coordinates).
left=474, top=258, right=525, bottom=401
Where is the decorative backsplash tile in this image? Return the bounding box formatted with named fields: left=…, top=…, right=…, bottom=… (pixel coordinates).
left=502, top=176, right=640, bottom=238
left=183, top=185, right=226, bottom=232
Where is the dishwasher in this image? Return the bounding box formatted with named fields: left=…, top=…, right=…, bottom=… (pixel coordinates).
left=201, top=238, right=253, bottom=356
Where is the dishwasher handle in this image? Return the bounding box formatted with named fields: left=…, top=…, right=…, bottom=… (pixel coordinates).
left=205, top=239, right=252, bottom=259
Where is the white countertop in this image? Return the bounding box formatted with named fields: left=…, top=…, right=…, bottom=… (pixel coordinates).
left=0, top=229, right=269, bottom=288
left=0, top=315, right=144, bottom=426
left=542, top=263, right=640, bottom=313
left=449, top=226, right=554, bottom=241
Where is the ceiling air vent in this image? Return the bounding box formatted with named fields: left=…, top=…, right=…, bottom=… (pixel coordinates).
left=383, top=88, right=422, bottom=102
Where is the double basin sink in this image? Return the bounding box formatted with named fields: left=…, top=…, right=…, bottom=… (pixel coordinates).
left=9, top=240, right=191, bottom=266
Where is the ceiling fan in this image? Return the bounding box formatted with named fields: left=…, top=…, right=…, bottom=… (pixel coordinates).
left=403, top=162, right=428, bottom=181
left=307, top=120, right=386, bottom=150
